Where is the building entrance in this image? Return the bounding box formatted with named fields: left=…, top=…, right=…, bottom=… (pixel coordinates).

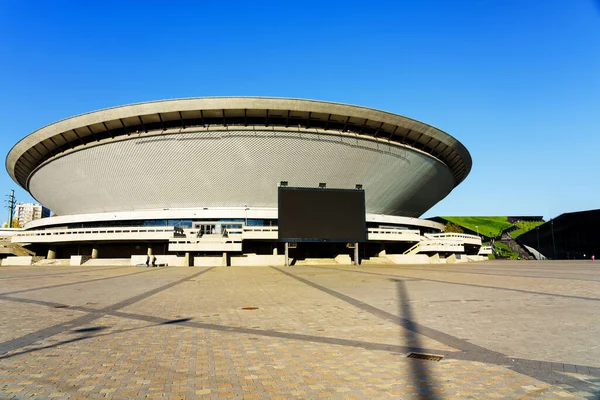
left=193, top=222, right=217, bottom=237
left=192, top=221, right=243, bottom=237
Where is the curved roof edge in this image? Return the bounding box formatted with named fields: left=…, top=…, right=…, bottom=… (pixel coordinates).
left=7, top=97, right=472, bottom=189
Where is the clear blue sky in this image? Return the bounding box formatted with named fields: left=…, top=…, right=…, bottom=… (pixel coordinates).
left=0, top=0, right=598, bottom=220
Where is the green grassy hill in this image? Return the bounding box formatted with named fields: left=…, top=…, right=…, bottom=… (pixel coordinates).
left=442, top=216, right=513, bottom=238
left=440, top=216, right=546, bottom=259
left=492, top=241, right=519, bottom=259
left=510, top=220, right=545, bottom=238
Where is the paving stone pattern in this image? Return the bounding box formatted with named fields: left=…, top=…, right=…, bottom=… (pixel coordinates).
left=0, top=261, right=599, bottom=399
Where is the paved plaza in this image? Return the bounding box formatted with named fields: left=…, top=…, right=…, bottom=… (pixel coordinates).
left=0, top=261, right=599, bottom=399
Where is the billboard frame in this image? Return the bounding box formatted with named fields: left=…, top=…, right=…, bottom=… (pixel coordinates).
left=277, top=186, right=367, bottom=243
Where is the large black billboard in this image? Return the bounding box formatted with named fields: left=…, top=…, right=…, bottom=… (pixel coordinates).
left=278, top=187, right=367, bottom=243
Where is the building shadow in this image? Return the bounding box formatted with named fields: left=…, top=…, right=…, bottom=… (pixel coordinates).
left=394, top=279, right=440, bottom=400
left=70, top=326, right=107, bottom=333
left=161, top=317, right=192, bottom=325
left=0, top=317, right=193, bottom=360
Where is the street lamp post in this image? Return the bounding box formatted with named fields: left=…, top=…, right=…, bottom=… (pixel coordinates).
left=536, top=227, right=541, bottom=260
left=551, top=220, right=557, bottom=260
left=475, top=225, right=479, bottom=237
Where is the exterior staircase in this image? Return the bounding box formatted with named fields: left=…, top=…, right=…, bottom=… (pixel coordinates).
left=403, top=239, right=464, bottom=255
left=496, top=237, right=535, bottom=260
left=0, top=238, right=35, bottom=257
left=168, top=230, right=242, bottom=252
left=507, top=239, right=535, bottom=260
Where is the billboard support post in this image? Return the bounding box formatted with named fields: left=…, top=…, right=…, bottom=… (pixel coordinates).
left=285, top=242, right=289, bottom=267
left=354, top=243, right=359, bottom=266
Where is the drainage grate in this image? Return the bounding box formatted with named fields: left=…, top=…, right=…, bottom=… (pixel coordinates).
left=54, top=305, right=69, bottom=308
left=241, top=307, right=259, bottom=310
left=407, top=352, right=444, bottom=361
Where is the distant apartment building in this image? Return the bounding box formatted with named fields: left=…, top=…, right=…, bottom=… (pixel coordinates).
left=15, top=203, right=50, bottom=227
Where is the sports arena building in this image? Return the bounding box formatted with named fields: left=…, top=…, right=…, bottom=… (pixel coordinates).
left=6, top=97, right=486, bottom=266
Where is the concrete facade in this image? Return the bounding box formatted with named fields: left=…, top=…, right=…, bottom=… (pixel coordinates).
left=5, top=97, right=477, bottom=262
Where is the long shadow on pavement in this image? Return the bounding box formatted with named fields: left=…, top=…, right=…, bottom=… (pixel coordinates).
left=395, top=278, right=440, bottom=400
left=0, top=317, right=193, bottom=360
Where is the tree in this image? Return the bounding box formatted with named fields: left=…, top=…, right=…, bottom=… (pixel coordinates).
left=11, top=219, right=21, bottom=228
left=444, top=222, right=464, bottom=233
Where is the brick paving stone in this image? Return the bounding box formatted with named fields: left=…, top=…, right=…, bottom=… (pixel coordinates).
left=0, top=263, right=598, bottom=399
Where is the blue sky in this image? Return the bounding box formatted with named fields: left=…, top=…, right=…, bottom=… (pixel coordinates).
left=0, top=0, right=598, bottom=220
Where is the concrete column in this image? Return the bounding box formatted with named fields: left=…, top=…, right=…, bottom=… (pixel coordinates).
left=273, top=247, right=278, bottom=255
left=285, top=243, right=289, bottom=267
left=222, top=252, right=228, bottom=267
left=47, top=247, right=56, bottom=260
left=184, top=252, right=190, bottom=267
left=147, top=246, right=153, bottom=256
left=91, top=247, right=99, bottom=259
left=354, top=243, right=359, bottom=266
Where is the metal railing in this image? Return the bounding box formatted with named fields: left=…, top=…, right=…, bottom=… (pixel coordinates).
left=243, top=226, right=278, bottom=232
left=368, top=228, right=420, bottom=235
left=12, top=226, right=175, bottom=243
left=404, top=240, right=464, bottom=255
left=478, top=246, right=493, bottom=255
left=427, top=233, right=480, bottom=240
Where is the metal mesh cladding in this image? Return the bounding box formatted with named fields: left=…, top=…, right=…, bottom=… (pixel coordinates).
left=28, top=130, right=455, bottom=217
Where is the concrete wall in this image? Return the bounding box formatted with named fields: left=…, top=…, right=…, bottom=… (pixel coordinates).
left=70, top=255, right=91, bottom=266
left=384, top=254, right=432, bottom=264
left=169, top=241, right=241, bottom=252
left=466, top=255, right=489, bottom=262
left=0, top=228, right=24, bottom=237
left=12, top=227, right=173, bottom=244
left=446, top=254, right=469, bottom=264
left=230, top=255, right=285, bottom=266
left=33, top=258, right=69, bottom=266
left=25, top=208, right=444, bottom=233
left=84, top=258, right=130, bottom=266
left=1, top=256, right=33, bottom=266
left=334, top=254, right=352, bottom=265
left=429, top=253, right=444, bottom=264
left=194, top=256, right=226, bottom=267
left=131, top=255, right=186, bottom=266
left=367, top=229, right=422, bottom=242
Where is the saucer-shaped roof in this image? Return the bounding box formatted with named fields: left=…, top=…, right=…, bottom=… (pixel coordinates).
left=7, top=97, right=472, bottom=190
